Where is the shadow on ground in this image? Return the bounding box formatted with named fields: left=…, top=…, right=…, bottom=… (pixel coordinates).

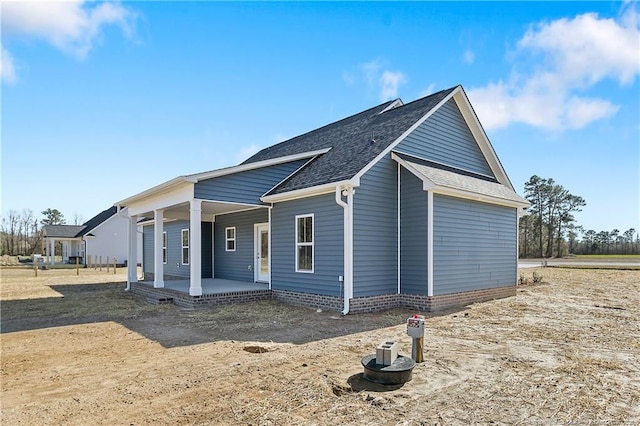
left=1, top=282, right=464, bottom=349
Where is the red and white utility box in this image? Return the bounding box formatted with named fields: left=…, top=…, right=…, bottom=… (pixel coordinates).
left=407, top=314, right=425, bottom=362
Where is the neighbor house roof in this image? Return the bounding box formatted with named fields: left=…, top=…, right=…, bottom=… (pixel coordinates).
left=43, top=206, right=119, bottom=239
left=247, top=87, right=457, bottom=195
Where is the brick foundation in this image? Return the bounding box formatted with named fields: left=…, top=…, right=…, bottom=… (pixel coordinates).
left=131, top=283, right=515, bottom=313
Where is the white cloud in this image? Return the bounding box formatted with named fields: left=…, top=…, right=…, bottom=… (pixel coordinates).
left=468, top=4, right=639, bottom=131
left=1, top=44, right=17, bottom=84
left=234, top=144, right=263, bottom=163
left=1, top=1, right=136, bottom=83
left=420, top=83, right=436, bottom=98
left=379, top=70, right=406, bottom=101
left=350, top=58, right=407, bottom=101
left=462, top=49, right=475, bottom=65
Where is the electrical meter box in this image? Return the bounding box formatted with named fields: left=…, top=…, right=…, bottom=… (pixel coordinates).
left=407, top=315, right=425, bottom=338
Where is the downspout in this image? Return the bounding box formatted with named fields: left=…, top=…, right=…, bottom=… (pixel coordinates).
left=335, top=186, right=352, bottom=315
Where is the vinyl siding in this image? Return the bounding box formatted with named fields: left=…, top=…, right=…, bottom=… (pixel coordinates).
left=271, top=194, right=343, bottom=297
left=353, top=156, right=398, bottom=297
left=433, top=194, right=517, bottom=295
left=400, top=167, right=428, bottom=295
left=142, top=220, right=192, bottom=279
left=194, top=160, right=307, bottom=205
left=396, top=99, right=494, bottom=177
left=214, top=209, right=268, bottom=282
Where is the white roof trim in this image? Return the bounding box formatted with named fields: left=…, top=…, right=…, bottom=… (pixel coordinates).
left=452, top=88, right=514, bottom=190
left=116, top=148, right=331, bottom=207
left=350, top=86, right=459, bottom=185
left=261, top=180, right=355, bottom=203
left=378, top=99, right=404, bottom=114
left=393, top=153, right=530, bottom=208
left=187, top=148, right=332, bottom=181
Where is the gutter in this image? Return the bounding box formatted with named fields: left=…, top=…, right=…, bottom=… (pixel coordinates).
left=335, top=185, right=353, bottom=315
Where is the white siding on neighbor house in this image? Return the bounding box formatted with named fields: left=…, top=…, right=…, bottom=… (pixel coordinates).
left=214, top=209, right=268, bottom=282
left=194, top=160, right=307, bottom=205
left=433, top=194, right=517, bottom=295
left=353, top=155, right=398, bottom=297
left=400, top=167, right=428, bottom=295
left=396, top=98, right=494, bottom=177
left=85, top=213, right=140, bottom=264
left=271, top=193, right=343, bottom=297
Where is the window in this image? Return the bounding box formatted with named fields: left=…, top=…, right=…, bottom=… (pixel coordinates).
left=226, top=227, right=236, bottom=251
left=295, top=214, right=314, bottom=272
left=181, top=229, right=189, bottom=265
left=162, top=231, right=167, bottom=264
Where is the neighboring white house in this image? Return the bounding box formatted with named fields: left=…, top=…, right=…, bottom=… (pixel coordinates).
left=42, top=206, right=142, bottom=266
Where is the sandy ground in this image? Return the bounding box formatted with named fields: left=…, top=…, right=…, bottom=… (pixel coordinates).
left=1, top=266, right=639, bottom=425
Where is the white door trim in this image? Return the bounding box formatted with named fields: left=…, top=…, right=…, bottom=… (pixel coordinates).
left=254, top=223, right=269, bottom=283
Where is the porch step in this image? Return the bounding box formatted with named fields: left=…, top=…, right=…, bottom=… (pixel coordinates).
left=146, top=296, right=174, bottom=305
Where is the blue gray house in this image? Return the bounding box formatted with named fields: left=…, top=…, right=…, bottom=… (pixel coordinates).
left=116, top=85, right=529, bottom=313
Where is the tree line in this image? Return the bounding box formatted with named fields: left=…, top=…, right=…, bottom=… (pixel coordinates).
left=519, top=175, right=638, bottom=258
left=1, top=209, right=73, bottom=256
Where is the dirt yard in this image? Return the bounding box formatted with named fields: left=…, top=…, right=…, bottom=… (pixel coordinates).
left=1, top=267, right=639, bottom=425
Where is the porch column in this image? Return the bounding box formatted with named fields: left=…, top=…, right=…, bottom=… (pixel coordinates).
left=45, top=238, right=50, bottom=264
left=126, top=214, right=138, bottom=291
left=154, top=209, right=164, bottom=288
left=189, top=199, right=202, bottom=296
left=50, top=239, right=56, bottom=265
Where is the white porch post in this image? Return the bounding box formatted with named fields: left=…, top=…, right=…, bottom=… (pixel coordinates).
left=126, top=215, right=138, bottom=291
left=154, top=209, right=164, bottom=288
left=189, top=199, right=202, bottom=296
left=50, top=239, right=56, bottom=265
left=45, top=238, right=50, bottom=264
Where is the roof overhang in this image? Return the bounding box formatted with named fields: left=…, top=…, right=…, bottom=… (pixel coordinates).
left=261, top=180, right=356, bottom=203
left=393, top=152, right=530, bottom=209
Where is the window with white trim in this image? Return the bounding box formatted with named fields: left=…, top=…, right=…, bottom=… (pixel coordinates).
left=162, top=231, right=167, bottom=264
left=225, top=227, right=236, bottom=251
left=295, top=214, right=314, bottom=272
left=181, top=229, right=189, bottom=265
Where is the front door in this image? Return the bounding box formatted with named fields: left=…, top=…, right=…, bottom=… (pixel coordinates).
left=255, top=223, right=269, bottom=282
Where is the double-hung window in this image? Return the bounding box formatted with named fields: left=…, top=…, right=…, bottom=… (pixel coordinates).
left=181, top=229, right=189, bottom=265
left=162, top=231, right=167, bottom=264
left=226, top=227, right=236, bottom=251
left=295, top=214, right=313, bottom=272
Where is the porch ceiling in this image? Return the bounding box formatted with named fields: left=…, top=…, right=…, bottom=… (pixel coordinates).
left=159, top=200, right=267, bottom=220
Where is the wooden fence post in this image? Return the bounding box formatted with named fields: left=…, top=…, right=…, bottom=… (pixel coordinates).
left=34, top=258, right=38, bottom=277
left=107, top=256, right=110, bottom=273
left=76, top=256, right=79, bottom=276
left=114, top=258, right=117, bottom=274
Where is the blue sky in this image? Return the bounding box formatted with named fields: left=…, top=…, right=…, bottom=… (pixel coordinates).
left=2, top=1, right=638, bottom=234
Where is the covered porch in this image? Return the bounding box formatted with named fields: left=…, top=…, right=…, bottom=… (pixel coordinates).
left=130, top=278, right=271, bottom=308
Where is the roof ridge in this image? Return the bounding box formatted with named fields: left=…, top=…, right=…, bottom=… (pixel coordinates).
left=242, top=99, right=396, bottom=164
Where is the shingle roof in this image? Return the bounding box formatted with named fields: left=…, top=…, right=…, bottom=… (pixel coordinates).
left=79, top=206, right=118, bottom=236
left=395, top=153, right=529, bottom=206
left=43, top=225, right=86, bottom=238
left=245, top=86, right=457, bottom=195
left=42, top=206, right=118, bottom=239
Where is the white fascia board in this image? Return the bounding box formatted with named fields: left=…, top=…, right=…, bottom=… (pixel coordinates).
left=392, top=153, right=437, bottom=191
left=452, top=88, right=515, bottom=191
left=392, top=153, right=529, bottom=209
left=432, top=187, right=531, bottom=209
left=187, top=148, right=332, bottom=182
left=351, top=87, right=459, bottom=183
left=261, top=180, right=355, bottom=203
left=125, top=182, right=194, bottom=217
left=116, top=177, right=196, bottom=209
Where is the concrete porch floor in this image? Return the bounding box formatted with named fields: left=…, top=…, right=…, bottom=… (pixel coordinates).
left=137, top=278, right=269, bottom=295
